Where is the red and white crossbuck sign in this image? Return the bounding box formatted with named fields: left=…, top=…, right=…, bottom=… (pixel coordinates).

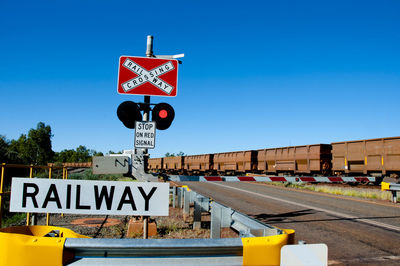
left=118, top=56, right=178, bottom=97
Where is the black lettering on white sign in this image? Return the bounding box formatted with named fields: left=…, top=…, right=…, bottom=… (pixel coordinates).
left=10, top=178, right=169, bottom=216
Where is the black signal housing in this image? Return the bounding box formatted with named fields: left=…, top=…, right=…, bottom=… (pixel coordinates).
left=117, top=101, right=142, bottom=129
left=152, top=103, right=175, bottom=130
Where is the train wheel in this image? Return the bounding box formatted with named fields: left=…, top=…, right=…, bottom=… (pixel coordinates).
left=374, top=176, right=383, bottom=185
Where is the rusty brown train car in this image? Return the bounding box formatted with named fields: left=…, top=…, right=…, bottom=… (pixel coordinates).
left=184, top=154, right=213, bottom=175
left=147, top=158, right=163, bottom=172
left=213, top=150, right=257, bottom=175
left=162, top=156, right=184, bottom=174
left=257, top=144, right=332, bottom=175
left=146, top=136, right=400, bottom=181
left=332, top=136, right=400, bottom=178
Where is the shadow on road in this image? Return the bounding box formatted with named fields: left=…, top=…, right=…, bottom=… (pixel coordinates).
left=250, top=209, right=316, bottom=222
left=251, top=209, right=400, bottom=225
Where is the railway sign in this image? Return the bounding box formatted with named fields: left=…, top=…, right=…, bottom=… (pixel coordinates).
left=92, top=155, right=130, bottom=174
left=118, top=56, right=178, bottom=97
left=135, top=121, right=156, bottom=149
left=10, top=178, right=169, bottom=216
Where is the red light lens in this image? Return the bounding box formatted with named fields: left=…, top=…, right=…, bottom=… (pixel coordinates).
left=159, top=110, right=168, bottom=119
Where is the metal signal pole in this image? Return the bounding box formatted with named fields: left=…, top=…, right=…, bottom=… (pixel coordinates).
left=142, top=35, right=154, bottom=239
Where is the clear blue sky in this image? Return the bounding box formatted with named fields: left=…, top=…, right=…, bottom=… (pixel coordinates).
left=1, top=0, right=399, bottom=158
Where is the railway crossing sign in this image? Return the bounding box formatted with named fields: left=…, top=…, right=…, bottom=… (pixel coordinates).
left=10, top=178, right=169, bottom=216
left=118, top=56, right=179, bottom=97
left=135, top=121, right=156, bottom=149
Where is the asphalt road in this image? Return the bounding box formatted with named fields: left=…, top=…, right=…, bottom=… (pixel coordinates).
left=178, top=181, right=400, bottom=265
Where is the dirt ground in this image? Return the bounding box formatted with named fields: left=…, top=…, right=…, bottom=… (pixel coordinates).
left=34, top=205, right=238, bottom=239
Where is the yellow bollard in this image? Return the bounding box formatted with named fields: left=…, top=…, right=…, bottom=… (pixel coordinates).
left=46, top=167, right=52, bottom=226
left=0, top=225, right=90, bottom=266
left=61, top=167, right=66, bottom=218
left=0, top=163, right=5, bottom=227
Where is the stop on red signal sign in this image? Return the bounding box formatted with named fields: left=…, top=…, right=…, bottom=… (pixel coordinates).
left=118, top=56, right=178, bottom=97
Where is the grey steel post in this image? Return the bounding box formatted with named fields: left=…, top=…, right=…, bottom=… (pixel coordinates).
left=393, top=191, right=398, bottom=203
left=193, top=197, right=202, bottom=230
left=183, top=190, right=190, bottom=217
left=172, top=186, right=176, bottom=208
left=177, top=187, right=182, bottom=208
left=31, top=214, right=37, bottom=225
left=180, top=187, right=184, bottom=209
left=211, top=205, right=222, bottom=239
left=142, top=35, right=154, bottom=239
left=146, top=35, right=154, bottom=57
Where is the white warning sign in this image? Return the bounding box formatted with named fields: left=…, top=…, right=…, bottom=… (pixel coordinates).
left=10, top=178, right=169, bottom=216
left=135, top=121, right=156, bottom=149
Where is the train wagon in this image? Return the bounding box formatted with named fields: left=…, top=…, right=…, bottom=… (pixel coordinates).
left=257, top=144, right=332, bottom=175
left=213, top=150, right=257, bottom=175
left=147, top=157, right=163, bottom=172
left=184, top=154, right=213, bottom=175
left=163, top=156, right=184, bottom=174
left=332, top=136, right=400, bottom=178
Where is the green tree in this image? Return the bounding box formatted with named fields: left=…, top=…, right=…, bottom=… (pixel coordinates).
left=54, top=145, right=103, bottom=163
left=8, top=134, right=30, bottom=164
left=6, top=122, right=54, bottom=165
left=0, top=135, right=10, bottom=162
left=165, top=152, right=185, bottom=157
left=27, top=122, right=54, bottom=165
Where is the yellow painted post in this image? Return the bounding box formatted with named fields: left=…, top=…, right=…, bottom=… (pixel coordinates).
left=0, top=163, right=5, bottom=227
left=26, top=165, right=34, bottom=226
left=61, top=167, right=65, bottom=218
left=46, top=167, right=52, bottom=226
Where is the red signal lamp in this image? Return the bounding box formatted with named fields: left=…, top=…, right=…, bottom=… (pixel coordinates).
left=152, top=103, right=175, bottom=130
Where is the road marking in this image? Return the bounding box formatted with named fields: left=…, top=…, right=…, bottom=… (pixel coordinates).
left=256, top=182, right=399, bottom=209
left=211, top=182, right=400, bottom=233
left=328, top=255, right=400, bottom=265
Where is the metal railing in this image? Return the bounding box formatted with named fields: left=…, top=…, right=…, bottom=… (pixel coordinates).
left=0, top=163, right=69, bottom=227
left=0, top=179, right=295, bottom=265
left=61, top=185, right=294, bottom=265
left=172, top=186, right=283, bottom=238
left=381, top=182, right=400, bottom=203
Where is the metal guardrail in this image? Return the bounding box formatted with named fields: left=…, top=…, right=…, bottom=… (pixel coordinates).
left=382, top=182, right=400, bottom=203
left=173, top=186, right=284, bottom=238
left=61, top=186, right=294, bottom=265
left=64, top=237, right=243, bottom=257
left=0, top=177, right=295, bottom=265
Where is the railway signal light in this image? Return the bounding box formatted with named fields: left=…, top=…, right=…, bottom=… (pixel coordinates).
left=117, top=101, right=142, bottom=129
left=152, top=103, right=175, bottom=130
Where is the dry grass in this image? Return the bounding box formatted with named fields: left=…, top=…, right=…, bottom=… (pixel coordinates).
left=269, top=182, right=393, bottom=201
left=153, top=207, right=209, bottom=239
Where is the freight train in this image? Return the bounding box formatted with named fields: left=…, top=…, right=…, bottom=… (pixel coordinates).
left=148, top=137, right=400, bottom=183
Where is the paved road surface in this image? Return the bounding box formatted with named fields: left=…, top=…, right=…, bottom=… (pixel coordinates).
left=178, top=181, right=400, bottom=265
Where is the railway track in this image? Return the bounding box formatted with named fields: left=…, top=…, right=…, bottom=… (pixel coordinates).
left=177, top=181, right=400, bottom=265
